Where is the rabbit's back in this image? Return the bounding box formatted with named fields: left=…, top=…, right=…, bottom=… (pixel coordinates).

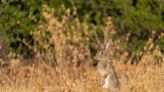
left=108, top=71, right=119, bottom=90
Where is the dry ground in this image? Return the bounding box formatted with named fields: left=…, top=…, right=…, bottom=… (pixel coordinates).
left=0, top=59, right=163, bottom=92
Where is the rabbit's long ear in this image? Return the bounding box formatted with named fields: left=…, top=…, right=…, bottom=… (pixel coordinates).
left=100, top=42, right=104, bottom=49
left=104, top=39, right=113, bottom=51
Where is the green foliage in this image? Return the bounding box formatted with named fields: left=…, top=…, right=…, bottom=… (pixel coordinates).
left=73, top=0, right=164, bottom=33
left=0, top=31, right=9, bottom=59
left=0, top=0, right=44, bottom=57
left=0, top=0, right=163, bottom=62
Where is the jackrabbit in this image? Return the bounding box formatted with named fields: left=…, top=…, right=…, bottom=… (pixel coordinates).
left=94, top=39, right=119, bottom=92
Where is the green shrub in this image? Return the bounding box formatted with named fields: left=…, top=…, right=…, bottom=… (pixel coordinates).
left=0, top=0, right=45, bottom=58
left=0, top=0, right=163, bottom=63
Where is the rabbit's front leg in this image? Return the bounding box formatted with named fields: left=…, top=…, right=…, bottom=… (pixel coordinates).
left=102, top=75, right=110, bottom=89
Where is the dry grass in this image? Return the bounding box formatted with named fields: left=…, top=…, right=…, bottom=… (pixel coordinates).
left=0, top=59, right=163, bottom=92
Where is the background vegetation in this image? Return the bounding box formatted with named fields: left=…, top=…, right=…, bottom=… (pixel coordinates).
left=1, top=0, right=163, bottom=63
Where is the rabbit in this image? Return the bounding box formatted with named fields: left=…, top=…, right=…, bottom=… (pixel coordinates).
left=94, top=39, right=120, bottom=92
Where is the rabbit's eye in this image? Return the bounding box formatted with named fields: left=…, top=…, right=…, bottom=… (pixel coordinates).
left=100, top=52, right=104, bottom=55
